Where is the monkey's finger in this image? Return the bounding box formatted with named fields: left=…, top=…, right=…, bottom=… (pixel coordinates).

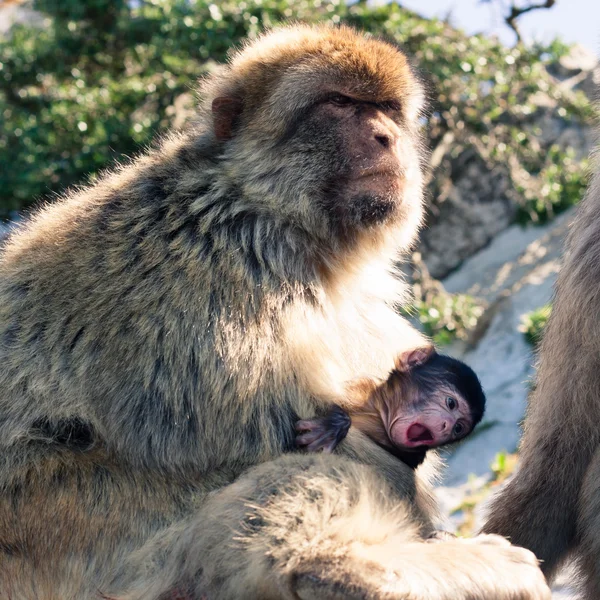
left=296, top=431, right=324, bottom=446
left=425, top=530, right=457, bottom=543
left=508, top=546, right=544, bottom=568
left=305, top=438, right=335, bottom=453
left=458, top=535, right=542, bottom=568
left=318, top=439, right=338, bottom=454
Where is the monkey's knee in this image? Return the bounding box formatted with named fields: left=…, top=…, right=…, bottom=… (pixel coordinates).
left=207, top=455, right=419, bottom=595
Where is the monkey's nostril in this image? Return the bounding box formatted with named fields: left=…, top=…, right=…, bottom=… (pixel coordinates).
left=374, top=134, right=391, bottom=149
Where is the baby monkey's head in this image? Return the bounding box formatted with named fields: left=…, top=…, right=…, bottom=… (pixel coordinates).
left=379, top=346, right=486, bottom=452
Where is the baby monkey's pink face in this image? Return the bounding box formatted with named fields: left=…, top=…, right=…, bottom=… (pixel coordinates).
left=387, top=387, right=473, bottom=450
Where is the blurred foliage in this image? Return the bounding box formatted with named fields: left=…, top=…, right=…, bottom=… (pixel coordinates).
left=516, top=145, right=589, bottom=224
left=405, top=293, right=485, bottom=346
left=403, top=253, right=485, bottom=346
left=0, top=0, right=594, bottom=219
left=519, top=303, right=552, bottom=346
left=452, top=451, right=519, bottom=537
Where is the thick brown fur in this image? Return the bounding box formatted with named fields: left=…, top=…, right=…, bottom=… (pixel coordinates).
left=0, top=24, right=549, bottom=599
left=483, top=145, right=600, bottom=597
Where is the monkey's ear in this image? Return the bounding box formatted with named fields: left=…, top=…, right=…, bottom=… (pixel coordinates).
left=394, top=345, right=435, bottom=372
left=212, top=96, right=243, bottom=141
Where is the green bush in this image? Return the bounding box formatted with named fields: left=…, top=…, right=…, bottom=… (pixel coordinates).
left=520, top=304, right=551, bottom=346
left=403, top=293, right=484, bottom=346
left=516, top=145, right=589, bottom=224
left=0, top=0, right=594, bottom=218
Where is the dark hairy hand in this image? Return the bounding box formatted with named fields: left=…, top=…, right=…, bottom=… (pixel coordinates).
left=295, top=405, right=352, bottom=453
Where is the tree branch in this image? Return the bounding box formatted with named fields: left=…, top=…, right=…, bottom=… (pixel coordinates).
left=505, top=0, right=556, bottom=43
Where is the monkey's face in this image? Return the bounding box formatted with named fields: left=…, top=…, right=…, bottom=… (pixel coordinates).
left=208, top=25, right=427, bottom=248
left=306, top=93, right=423, bottom=237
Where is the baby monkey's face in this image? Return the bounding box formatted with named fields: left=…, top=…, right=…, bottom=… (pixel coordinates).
left=383, top=384, right=473, bottom=450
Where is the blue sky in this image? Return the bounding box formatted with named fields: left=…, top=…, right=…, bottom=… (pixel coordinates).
left=399, top=0, right=600, bottom=55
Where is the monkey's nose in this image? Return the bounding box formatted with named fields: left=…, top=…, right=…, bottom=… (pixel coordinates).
left=374, top=133, right=391, bottom=149
left=441, top=421, right=448, bottom=431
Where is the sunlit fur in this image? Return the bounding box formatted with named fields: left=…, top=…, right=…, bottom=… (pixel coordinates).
left=0, top=24, right=548, bottom=599
left=484, top=146, right=600, bottom=598
left=116, top=454, right=547, bottom=600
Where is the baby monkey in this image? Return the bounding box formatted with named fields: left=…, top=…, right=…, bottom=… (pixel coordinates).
left=296, top=346, right=485, bottom=468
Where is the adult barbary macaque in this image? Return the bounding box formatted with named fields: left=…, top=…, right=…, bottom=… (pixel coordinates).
left=0, top=25, right=549, bottom=599
left=296, top=345, right=486, bottom=468
left=483, top=150, right=600, bottom=597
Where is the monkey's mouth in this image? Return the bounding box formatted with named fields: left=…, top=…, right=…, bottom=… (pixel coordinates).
left=406, top=423, right=434, bottom=444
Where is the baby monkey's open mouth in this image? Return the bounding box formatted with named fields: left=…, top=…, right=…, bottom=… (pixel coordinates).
left=407, top=423, right=434, bottom=444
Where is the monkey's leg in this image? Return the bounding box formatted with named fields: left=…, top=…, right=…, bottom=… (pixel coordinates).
left=113, top=453, right=550, bottom=600
left=482, top=438, right=584, bottom=580
left=576, top=447, right=600, bottom=599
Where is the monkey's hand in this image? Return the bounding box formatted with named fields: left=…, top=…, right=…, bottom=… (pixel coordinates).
left=294, top=533, right=550, bottom=600
left=295, top=405, right=351, bottom=453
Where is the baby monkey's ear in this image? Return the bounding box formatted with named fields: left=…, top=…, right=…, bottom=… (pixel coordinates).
left=394, top=345, right=436, bottom=372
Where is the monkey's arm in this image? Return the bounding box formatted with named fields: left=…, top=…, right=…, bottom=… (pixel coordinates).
left=109, top=454, right=550, bottom=600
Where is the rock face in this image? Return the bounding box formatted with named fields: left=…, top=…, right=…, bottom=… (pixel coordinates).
left=418, top=44, right=598, bottom=280
left=419, top=155, right=517, bottom=279
left=0, top=1, right=44, bottom=37
left=550, top=43, right=600, bottom=100
left=438, top=208, right=572, bottom=487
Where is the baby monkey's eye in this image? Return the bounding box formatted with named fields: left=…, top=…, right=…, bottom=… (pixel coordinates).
left=453, top=422, right=465, bottom=437
left=446, top=397, right=457, bottom=411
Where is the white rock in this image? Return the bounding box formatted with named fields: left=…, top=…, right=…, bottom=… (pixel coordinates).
left=0, top=2, right=44, bottom=37
left=439, top=209, right=573, bottom=485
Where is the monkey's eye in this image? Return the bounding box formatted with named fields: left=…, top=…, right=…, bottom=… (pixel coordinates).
left=446, top=397, right=457, bottom=411
left=453, top=422, right=465, bottom=437
left=379, top=100, right=402, bottom=113
left=328, top=94, right=353, bottom=106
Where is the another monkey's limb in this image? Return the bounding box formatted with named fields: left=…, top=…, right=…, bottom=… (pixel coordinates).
left=483, top=175, right=600, bottom=578
left=296, top=404, right=351, bottom=452
left=111, top=454, right=550, bottom=600
left=482, top=434, right=582, bottom=580
left=576, top=447, right=600, bottom=599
